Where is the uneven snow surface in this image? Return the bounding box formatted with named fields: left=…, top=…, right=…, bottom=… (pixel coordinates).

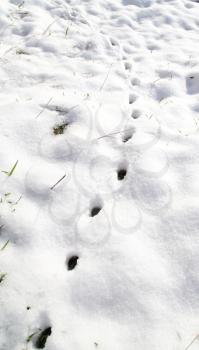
left=1, top=0, right=199, bottom=349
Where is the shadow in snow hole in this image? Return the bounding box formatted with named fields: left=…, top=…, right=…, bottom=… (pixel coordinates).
left=117, top=168, right=127, bottom=180
left=122, top=129, right=134, bottom=143
left=90, top=206, right=102, bottom=217
left=67, top=255, right=79, bottom=271
left=35, top=327, right=52, bottom=349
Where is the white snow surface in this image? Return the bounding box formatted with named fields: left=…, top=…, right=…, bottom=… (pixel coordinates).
left=1, top=0, right=199, bottom=349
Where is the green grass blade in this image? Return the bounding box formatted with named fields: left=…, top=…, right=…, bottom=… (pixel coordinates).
left=8, top=160, right=18, bottom=176
left=0, top=240, right=10, bottom=251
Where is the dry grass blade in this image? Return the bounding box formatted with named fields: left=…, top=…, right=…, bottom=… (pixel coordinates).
left=36, top=98, right=53, bottom=119
left=50, top=174, right=66, bottom=190
left=97, top=127, right=135, bottom=140
left=184, top=335, right=199, bottom=350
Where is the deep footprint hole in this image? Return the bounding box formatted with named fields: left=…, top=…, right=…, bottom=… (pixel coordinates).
left=67, top=255, right=79, bottom=271
left=35, top=327, right=52, bottom=349
left=117, top=168, right=127, bottom=180
left=90, top=206, right=102, bottom=217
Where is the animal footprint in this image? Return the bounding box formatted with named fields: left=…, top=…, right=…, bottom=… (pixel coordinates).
left=186, top=73, right=199, bottom=95
left=124, top=61, right=132, bottom=71
left=131, top=109, right=141, bottom=119
left=90, top=206, right=102, bottom=217
left=117, top=167, right=127, bottom=180
left=35, top=327, right=52, bottom=349
left=131, top=77, right=141, bottom=86
left=129, top=93, right=137, bottom=104
left=67, top=255, right=79, bottom=271
left=122, top=128, right=134, bottom=143
left=90, top=197, right=103, bottom=217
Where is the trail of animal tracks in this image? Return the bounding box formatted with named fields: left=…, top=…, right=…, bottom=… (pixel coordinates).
left=1, top=0, right=199, bottom=349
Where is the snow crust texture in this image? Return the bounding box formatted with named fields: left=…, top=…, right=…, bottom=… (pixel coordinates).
left=1, top=0, right=199, bottom=349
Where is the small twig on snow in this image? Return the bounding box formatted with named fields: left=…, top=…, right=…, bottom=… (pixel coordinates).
left=97, top=127, right=134, bottom=140
left=184, top=334, right=199, bottom=350
left=35, top=98, right=53, bottom=119
left=50, top=174, right=66, bottom=190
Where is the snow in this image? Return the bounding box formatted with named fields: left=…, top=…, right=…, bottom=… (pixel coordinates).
left=0, top=0, right=199, bottom=349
